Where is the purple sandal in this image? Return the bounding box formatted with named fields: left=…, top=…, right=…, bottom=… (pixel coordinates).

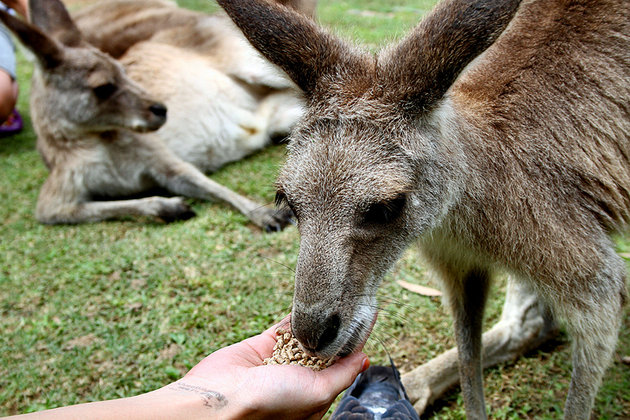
left=0, top=109, right=23, bottom=135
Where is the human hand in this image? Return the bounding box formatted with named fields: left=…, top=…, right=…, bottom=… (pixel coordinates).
left=162, top=316, right=369, bottom=420
left=3, top=316, right=367, bottom=420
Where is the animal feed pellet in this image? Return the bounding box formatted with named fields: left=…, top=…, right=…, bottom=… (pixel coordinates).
left=263, top=328, right=335, bottom=371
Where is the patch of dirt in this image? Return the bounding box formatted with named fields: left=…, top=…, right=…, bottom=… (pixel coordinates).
left=159, top=343, right=180, bottom=360
left=63, top=333, right=103, bottom=350
left=130, top=277, right=148, bottom=290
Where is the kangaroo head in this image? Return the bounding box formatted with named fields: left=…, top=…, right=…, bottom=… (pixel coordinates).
left=276, top=117, right=434, bottom=356
left=0, top=0, right=167, bottom=136
left=219, top=0, right=522, bottom=357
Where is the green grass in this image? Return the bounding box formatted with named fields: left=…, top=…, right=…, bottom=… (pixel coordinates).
left=1, top=0, right=629, bottom=418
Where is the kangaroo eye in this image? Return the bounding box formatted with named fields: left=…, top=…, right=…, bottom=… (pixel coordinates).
left=93, top=83, right=118, bottom=100
left=363, top=194, right=406, bottom=225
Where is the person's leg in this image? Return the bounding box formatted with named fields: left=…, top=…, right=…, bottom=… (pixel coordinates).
left=0, top=67, right=17, bottom=121
left=0, top=18, right=21, bottom=133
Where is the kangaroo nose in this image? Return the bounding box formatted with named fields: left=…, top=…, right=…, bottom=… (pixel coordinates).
left=293, top=312, right=341, bottom=354
left=149, top=103, right=167, bottom=118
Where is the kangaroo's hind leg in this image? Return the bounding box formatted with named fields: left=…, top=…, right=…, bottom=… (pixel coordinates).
left=554, top=244, right=627, bottom=419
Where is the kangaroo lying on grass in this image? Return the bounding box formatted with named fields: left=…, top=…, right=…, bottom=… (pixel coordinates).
left=218, top=0, right=629, bottom=417
left=70, top=0, right=312, bottom=175
left=0, top=0, right=304, bottom=229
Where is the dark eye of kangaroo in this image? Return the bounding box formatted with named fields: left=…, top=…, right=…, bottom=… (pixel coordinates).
left=363, top=194, right=406, bottom=225
left=93, top=83, right=118, bottom=100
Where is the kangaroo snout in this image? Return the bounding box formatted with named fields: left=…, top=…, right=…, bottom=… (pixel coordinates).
left=292, top=309, right=341, bottom=355
left=291, top=289, right=378, bottom=359
left=131, top=101, right=167, bottom=132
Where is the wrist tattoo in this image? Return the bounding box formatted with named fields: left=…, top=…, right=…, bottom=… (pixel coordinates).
left=169, top=382, right=228, bottom=410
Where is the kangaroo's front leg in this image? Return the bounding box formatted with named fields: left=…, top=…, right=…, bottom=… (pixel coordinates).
left=152, top=159, right=292, bottom=231
left=402, top=277, right=559, bottom=415
left=445, top=267, right=491, bottom=419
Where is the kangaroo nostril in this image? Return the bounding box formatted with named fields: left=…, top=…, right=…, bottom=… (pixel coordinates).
left=292, top=310, right=342, bottom=355
left=149, top=103, right=167, bottom=118
left=316, top=313, right=340, bottom=352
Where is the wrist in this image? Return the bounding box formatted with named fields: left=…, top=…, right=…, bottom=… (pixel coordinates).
left=155, top=378, right=252, bottom=420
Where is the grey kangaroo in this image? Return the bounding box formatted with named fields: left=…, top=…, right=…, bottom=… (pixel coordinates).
left=217, top=0, right=629, bottom=418
left=70, top=0, right=312, bottom=180
left=0, top=0, right=292, bottom=230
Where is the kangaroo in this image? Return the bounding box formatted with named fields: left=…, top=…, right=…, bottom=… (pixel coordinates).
left=217, top=0, right=629, bottom=418
left=0, top=0, right=295, bottom=229
left=69, top=0, right=307, bottom=176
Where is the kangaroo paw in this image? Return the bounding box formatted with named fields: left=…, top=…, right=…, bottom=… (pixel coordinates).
left=262, top=206, right=295, bottom=232
left=158, top=197, right=196, bottom=223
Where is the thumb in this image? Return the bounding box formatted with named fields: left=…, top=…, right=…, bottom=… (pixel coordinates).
left=318, top=351, right=369, bottom=395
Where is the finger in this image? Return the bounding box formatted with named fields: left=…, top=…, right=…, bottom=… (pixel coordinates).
left=316, top=351, right=369, bottom=396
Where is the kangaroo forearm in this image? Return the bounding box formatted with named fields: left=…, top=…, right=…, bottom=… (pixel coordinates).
left=166, top=170, right=264, bottom=215
left=402, top=281, right=559, bottom=414
left=402, top=321, right=553, bottom=413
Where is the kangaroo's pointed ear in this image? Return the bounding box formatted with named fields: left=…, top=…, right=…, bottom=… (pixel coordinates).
left=380, top=0, right=522, bottom=114
left=0, top=9, right=63, bottom=69
left=217, top=0, right=362, bottom=97
left=29, top=0, right=82, bottom=47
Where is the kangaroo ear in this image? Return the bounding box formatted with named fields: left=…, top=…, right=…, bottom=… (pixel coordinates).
left=0, top=9, right=63, bottom=69
left=29, top=0, right=82, bottom=47
left=217, top=0, right=361, bottom=96
left=380, top=0, right=522, bottom=113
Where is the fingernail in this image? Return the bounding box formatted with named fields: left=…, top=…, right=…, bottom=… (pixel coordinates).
left=360, top=356, right=370, bottom=373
